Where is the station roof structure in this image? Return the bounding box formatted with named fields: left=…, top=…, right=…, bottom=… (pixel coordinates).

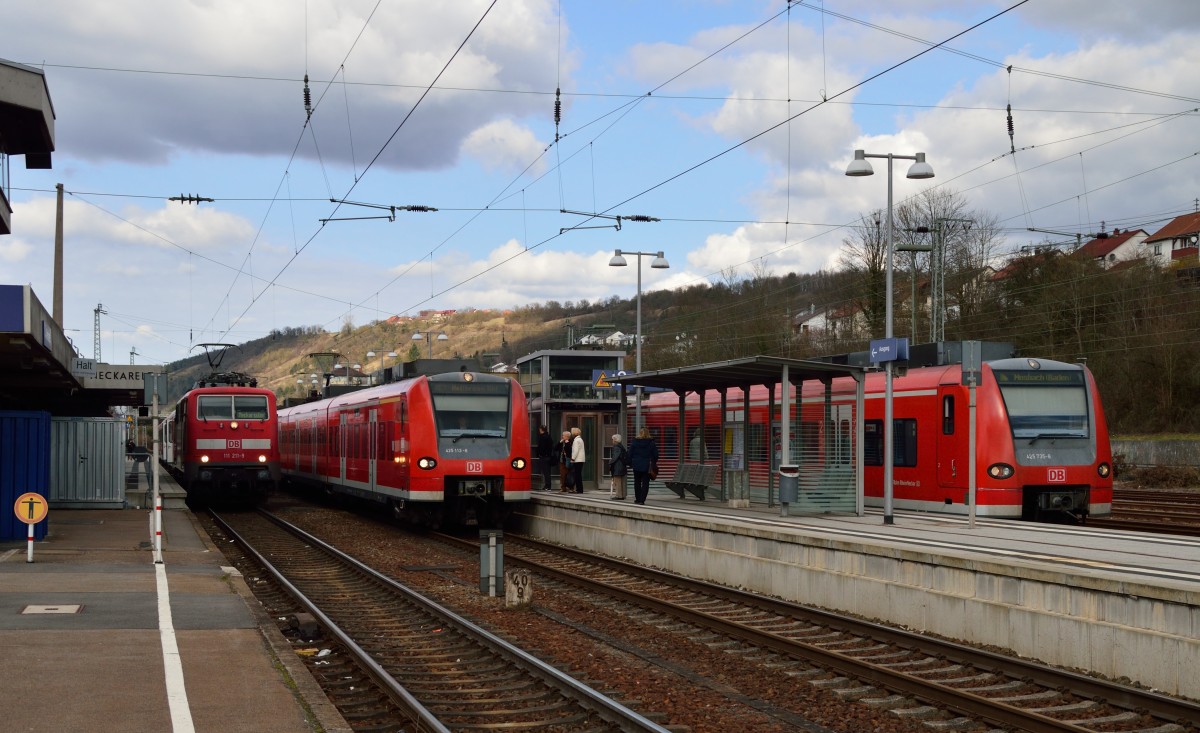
left=605, top=355, right=865, bottom=394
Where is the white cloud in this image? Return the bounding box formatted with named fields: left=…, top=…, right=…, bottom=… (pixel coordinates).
left=462, top=119, right=548, bottom=174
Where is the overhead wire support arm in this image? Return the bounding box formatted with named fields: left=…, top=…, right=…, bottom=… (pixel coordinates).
left=320, top=198, right=439, bottom=225
left=558, top=209, right=660, bottom=235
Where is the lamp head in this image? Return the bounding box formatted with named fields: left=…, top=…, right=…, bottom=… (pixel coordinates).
left=366, top=351, right=376, bottom=358
left=608, top=249, right=628, bottom=267
left=651, top=251, right=670, bottom=269
left=436, top=332, right=449, bottom=341
left=845, top=149, right=874, bottom=177
left=411, top=332, right=423, bottom=341
left=906, top=152, right=934, bottom=179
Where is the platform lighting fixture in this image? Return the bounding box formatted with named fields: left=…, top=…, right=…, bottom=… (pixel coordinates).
left=608, top=249, right=669, bottom=431
left=412, top=330, right=449, bottom=359
left=845, top=149, right=934, bottom=526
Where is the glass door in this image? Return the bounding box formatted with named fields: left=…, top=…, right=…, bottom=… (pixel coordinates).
left=560, top=412, right=599, bottom=490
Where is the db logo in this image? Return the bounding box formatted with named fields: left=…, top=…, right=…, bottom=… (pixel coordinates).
left=228, top=439, right=241, bottom=449
left=1047, top=468, right=1067, bottom=483
left=466, top=461, right=483, bottom=473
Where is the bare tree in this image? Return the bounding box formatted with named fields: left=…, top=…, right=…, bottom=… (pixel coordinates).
left=837, top=210, right=886, bottom=335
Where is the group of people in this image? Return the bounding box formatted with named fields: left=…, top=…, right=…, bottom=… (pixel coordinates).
left=535, top=424, right=658, bottom=505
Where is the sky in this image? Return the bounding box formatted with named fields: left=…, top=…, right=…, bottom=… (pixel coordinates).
left=2, top=0, right=1198, bottom=367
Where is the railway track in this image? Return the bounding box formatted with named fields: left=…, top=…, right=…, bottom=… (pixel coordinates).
left=207, top=509, right=675, bottom=733
left=1091, top=488, right=1200, bottom=534
left=444, top=532, right=1200, bottom=733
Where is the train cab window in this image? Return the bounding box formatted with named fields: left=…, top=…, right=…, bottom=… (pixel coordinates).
left=197, top=396, right=233, bottom=420
left=234, top=396, right=269, bottom=420
left=942, top=396, right=955, bottom=435
left=864, top=419, right=918, bottom=467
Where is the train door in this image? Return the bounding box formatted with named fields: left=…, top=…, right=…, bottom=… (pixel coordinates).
left=561, top=412, right=598, bottom=490
left=368, top=408, right=378, bottom=492
left=937, top=387, right=968, bottom=500
left=339, top=412, right=348, bottom=484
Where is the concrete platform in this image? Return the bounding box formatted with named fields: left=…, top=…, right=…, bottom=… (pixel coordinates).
left=0, top=506, right=349, bottom=733
left=519, top=491, right=1200, bottom=700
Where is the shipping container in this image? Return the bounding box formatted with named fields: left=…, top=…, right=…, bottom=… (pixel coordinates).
left=49, top=417, right=125, bottom=508
left=1, top=411, right=50, bottom=542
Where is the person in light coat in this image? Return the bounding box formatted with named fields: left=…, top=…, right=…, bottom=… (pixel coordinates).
left=570, top=426, right=586, bottom=493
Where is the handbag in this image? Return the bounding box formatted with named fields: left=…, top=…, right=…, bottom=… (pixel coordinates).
left=648, top=462, right=658, bottom=480
left=563, top=471, right=576, bottom=489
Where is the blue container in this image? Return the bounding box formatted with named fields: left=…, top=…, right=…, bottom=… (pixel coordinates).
left=1, top=411, right=51, bottom=542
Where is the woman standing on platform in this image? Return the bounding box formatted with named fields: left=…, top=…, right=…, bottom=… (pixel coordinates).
left=628, top=427, right=658, bottom=505
left=608, top=434, right=628, bottom=500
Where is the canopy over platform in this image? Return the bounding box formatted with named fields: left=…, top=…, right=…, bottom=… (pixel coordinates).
left=606, top=355, right=866, bottom=393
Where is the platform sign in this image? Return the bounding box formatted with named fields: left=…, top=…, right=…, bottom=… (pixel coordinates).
left=869, top=338, right=908, bottom=364
left=14, top=492, right=48, bottom=525
left=592, top=370, right=616, bottom=390
left=961, top=340, right=982, bottom=386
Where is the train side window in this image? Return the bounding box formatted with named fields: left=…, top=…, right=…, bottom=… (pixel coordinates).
left=894, top=418, right=917, bottom=467
left=864, top=419, right=917, bottom=467
left=864, top=420, right=882, bottom=465
left=942, top=395, right=955, bottom=435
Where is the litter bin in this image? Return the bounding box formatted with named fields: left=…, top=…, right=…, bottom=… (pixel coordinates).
left=778, top=464, right=799, bottom=504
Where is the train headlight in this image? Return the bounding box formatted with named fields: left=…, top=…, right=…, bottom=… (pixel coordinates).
left=200, top=455, right=210, bottom=463
left=1097, top=462, right=1111, bottom=478
left=230, top=421, right=238, bottom=429
left=258, top=455, right=267, bottom=463
left=512, top=457, right=527, bottom=470
left=394, top=456, right=406, bottom=464
left=417, top=457, right=437, bottom=470
left=987, top=463, right=1014, bottom=480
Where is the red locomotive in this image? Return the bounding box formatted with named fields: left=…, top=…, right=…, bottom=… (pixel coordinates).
left=163, top=385, right=282, bottom=507
left=278, top=371, right=531, bottom=527
left=641, top=356, right=1112, bottom=521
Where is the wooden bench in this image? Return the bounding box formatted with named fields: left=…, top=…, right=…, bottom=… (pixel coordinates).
left=663, top=463, right=717, bottom=500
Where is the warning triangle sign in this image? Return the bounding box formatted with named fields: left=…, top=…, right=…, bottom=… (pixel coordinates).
left=593, top=370, right=612, bottom=389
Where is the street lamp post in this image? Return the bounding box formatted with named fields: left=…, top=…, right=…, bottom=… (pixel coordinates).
left=412, top=330, right=448, bottom=359
left=366, top=349, right=397, bottom=384
left=846, top=149, right=934, bottom=525
left=608, top=249, right=669, bottom=432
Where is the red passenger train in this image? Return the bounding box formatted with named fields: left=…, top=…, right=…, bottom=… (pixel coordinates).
left=278, top=371, right=531, bottom=527
left=162, top=385, right=282, bottom=507
left=641, top=356, right=1112, bottom=521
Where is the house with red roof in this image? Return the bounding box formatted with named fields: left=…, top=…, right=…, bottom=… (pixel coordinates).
left=1144, top=212, right=1200, bottom=269
left=1071, top=228, right=1148, bottom=269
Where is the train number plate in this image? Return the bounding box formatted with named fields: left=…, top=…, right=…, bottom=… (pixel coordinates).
left=466, top=461, right=483, bottom=473
left=1047, top=467, right=1067, bottom=483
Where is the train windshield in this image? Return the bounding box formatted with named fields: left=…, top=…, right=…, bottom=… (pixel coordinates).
left=430, top=381, right=510, bottom=438
left=993, top=369, right=1089, bottom=439
left=197, top=395, right=270, bottom=421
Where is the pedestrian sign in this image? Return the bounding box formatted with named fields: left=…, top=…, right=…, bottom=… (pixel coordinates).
left=14, top=492, right=48, bottom=525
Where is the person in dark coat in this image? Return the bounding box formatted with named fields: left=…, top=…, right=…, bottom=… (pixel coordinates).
left=627, top=427, right=659, bottom=505
left=608, top=433, right=628, bottom=500
left=557, top=430, right=574, bottom=492
left=536, top=425, right=554, bottom=490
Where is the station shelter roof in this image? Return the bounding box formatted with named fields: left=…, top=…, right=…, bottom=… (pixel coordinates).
left=605, top=355, right=865, bottom=394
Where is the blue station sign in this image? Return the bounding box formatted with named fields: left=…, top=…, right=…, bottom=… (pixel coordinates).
left=869, top=337, right=909, bottom=364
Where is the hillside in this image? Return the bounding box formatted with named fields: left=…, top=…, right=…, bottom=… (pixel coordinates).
left=160, top=260, right=1200, bottom=436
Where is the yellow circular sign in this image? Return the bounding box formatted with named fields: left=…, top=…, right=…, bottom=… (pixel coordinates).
left=14, top=493, right=48, bottom=525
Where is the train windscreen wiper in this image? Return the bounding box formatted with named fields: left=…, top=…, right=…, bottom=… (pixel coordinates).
left=1028, top=432, right=1083, bottom=445
left=452, top=432, right=496, bottom=443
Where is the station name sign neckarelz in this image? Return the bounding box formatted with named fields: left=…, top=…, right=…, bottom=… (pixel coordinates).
left=79, top=363, right=164, bottom=391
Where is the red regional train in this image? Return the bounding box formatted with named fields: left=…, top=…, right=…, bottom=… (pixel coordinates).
left=278, top=371, right=531, bottom=527
left=640, top=356, right=1112, bottom=521
left=162, top=385, right=282, bottom=507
